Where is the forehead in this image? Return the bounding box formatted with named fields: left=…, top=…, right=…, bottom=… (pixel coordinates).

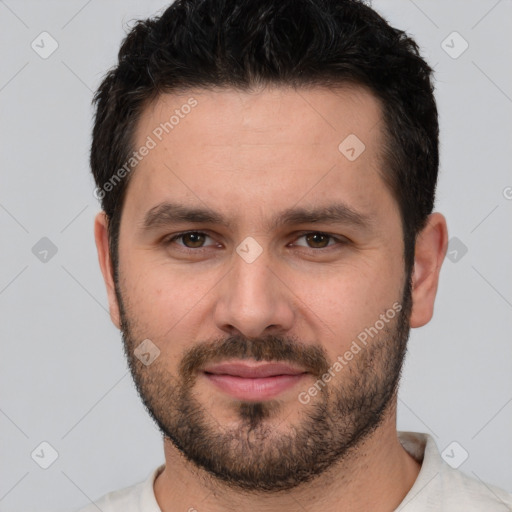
left=136, top=84, right=383, bottom=151
left=124, top=85, right=391, bottom=229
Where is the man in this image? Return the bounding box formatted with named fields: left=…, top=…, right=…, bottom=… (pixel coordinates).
left=80, top=0, right=512, bottom=510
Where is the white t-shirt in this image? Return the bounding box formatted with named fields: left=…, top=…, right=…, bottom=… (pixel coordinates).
left=74, top=431, right=512, bottom=511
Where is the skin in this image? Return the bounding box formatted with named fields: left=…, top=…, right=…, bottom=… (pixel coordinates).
left=94, top=85, right=448, bottom=512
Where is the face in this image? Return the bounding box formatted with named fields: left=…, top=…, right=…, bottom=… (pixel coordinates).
left=107, top=85, right=414, bottom=491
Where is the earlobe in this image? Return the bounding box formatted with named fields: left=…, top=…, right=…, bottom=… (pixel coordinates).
left=94, top=211, right=122, bottom=329
left=409, top=212, right=448, bottom=328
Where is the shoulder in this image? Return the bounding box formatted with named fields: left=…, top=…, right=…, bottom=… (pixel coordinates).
left=435, top=462, right=512, bottom=510
left=72, top=465, right=165, bottom=512
left=397, top=431, right=512, bottom=511
left=73, top=481, right=146, bottom=512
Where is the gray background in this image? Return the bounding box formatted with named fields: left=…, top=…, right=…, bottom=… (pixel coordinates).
left=0, top=1, right=511, bottom=511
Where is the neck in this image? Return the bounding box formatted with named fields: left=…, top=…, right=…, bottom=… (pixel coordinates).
left=154, top=401, right=421, bottom=512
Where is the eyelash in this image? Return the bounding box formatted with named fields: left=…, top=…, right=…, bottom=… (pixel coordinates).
left=162, top=231, right=348, bottom=253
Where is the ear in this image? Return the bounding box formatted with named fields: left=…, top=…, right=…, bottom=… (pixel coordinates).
left=94, top=211, right=121, bottom=329
left=410, top=212, right=448, bottom=328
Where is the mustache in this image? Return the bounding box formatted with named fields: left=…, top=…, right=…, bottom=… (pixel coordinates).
left=179, top=334, right=331, bottom=383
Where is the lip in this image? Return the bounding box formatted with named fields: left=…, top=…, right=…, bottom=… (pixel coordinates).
left=201, top=361, right=308, bottom=401
left=202, top=361, right=307, bottom=378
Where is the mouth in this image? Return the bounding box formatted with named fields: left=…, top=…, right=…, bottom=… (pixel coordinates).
left=201, top=361, right=309, bottom=401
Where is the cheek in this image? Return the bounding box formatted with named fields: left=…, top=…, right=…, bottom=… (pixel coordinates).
left=290, top=258, right=403, bottom=347
left=119, top=251, right=216, bottom=338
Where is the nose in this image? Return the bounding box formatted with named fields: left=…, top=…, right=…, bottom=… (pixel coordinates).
left=213, top=245, right=295, bottom=339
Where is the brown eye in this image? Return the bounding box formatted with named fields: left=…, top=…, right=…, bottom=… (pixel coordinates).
left=304, top=233, right=331, bottom=248
left=164, top=231, right=214, bottom=249
left=291, top=232, right=348, bottom=251
left=180, top=232, right=207, bottom=248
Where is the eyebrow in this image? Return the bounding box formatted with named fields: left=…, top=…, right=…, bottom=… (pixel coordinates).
left=140, top=201, right=373, bottom=233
